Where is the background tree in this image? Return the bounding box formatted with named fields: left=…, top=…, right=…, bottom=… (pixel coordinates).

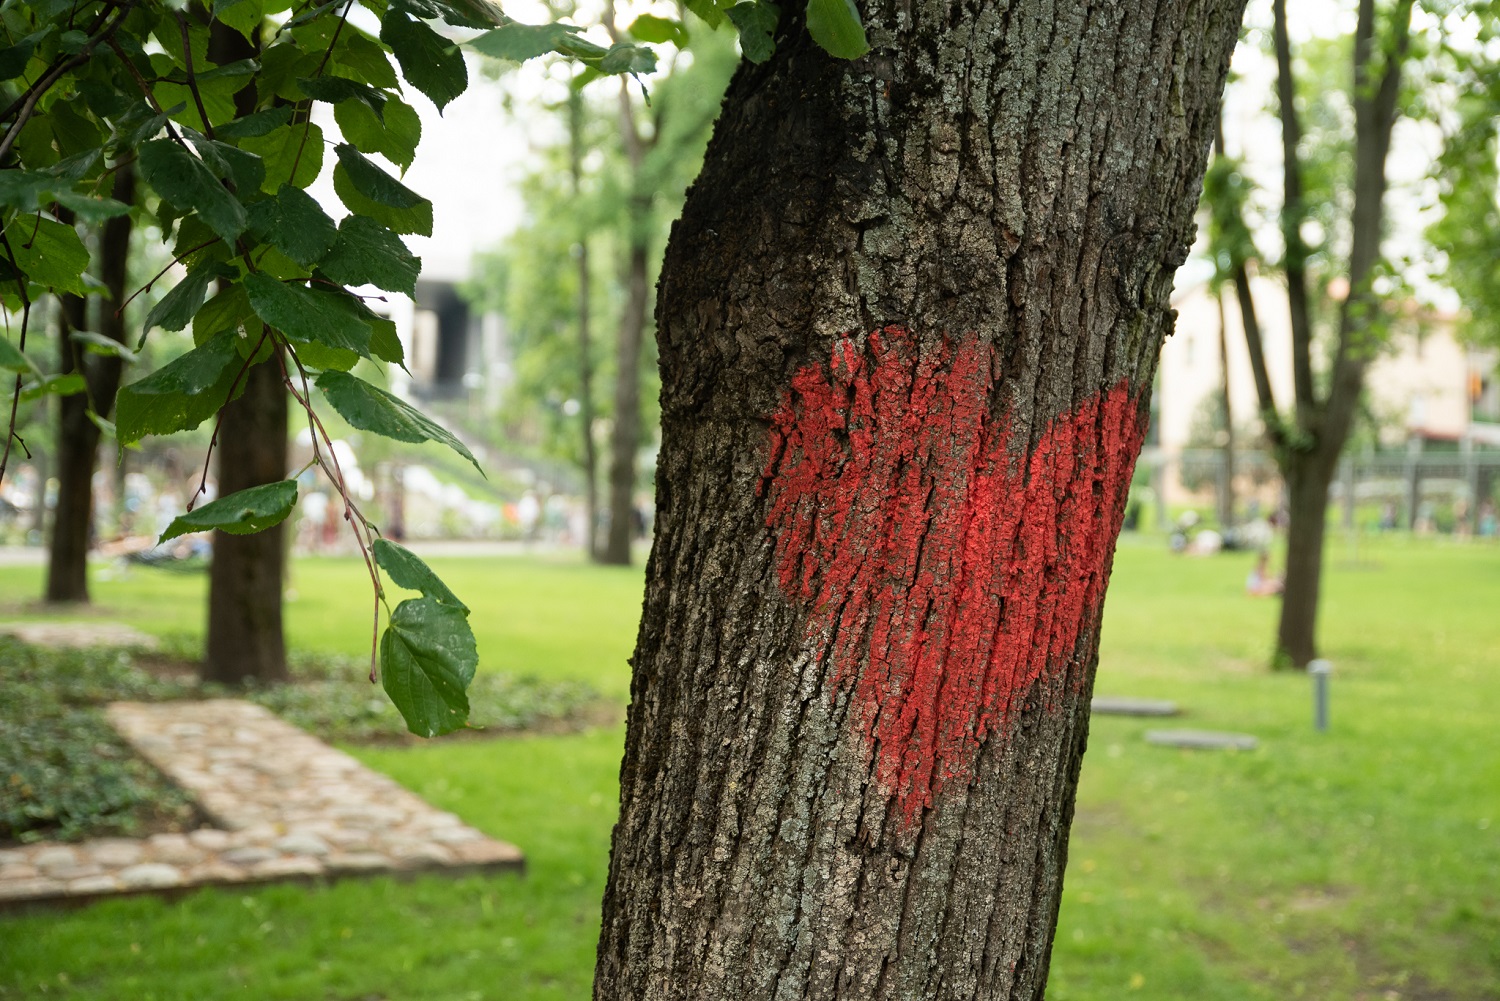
left=198, top=13, right=292, bottom=686
left=594, top=1, right=1245, bottom=998
left=1215, top=0, right=1414, bottom=667
left=44, top=165, right=135, bottom=604
left=466, top=20, right=735, bottom=561
left=1428, top=2, right=1500, bottom=350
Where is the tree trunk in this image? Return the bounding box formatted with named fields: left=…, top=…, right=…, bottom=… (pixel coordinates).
left=571, top=86, right=601, bottom=561
left=204, top=350, right=289, bottom=686
left=1215, top=291, right=1236, bottom=530
left=1275, top=451, right=1336, bottom=667
left=602, top=76, right=651, bottom=567
left=46, top=293, right=93, bottom=604
left=45, top=167, right=136, bottom=604
left=602, top=234, right=646, bottom=565
left=594, top=3, right=1245, bottom=999
left=203, top=15, right=287, bottom=686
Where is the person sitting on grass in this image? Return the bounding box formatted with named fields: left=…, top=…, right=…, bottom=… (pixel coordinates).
left=1246, top=549, right=1283, bottom=596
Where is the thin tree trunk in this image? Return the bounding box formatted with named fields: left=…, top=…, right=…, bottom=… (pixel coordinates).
left=1277, top=454, right=1336, bottom=667
left=1272, top=0, right=1316, bottom=425
left=45, top=293, right=93, bottom=604
left=571, top=87, right=600, bottom=560
left=1215, top=291, right=1236, bottom=530
left=202, top=15, right=287, bottom=686
left=594, top=2, right=1245, bottom=998
left=45, top=167, right=137, bottom=604
left=602, top=79, right=649, bottom=567
left=204, top=349, right=290, bottom=685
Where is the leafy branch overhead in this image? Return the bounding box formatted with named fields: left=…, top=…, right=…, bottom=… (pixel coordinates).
left=0, top=0, right=869, bottom=735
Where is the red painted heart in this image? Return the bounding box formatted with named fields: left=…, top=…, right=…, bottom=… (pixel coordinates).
left=761, top=327, right=1145, bottom=829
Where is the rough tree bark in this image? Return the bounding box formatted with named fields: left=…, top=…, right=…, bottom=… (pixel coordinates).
left=594, top=2, right=1245, bottom=999
left=1255, top=0, right=1412, bottom=668
left=45, top=165, right=136, bottom=604
left=202, top=16, right=289, bottom=686
left=203, top=347, right=290, bottom=685
left=602, top=78, right=651, bottom=566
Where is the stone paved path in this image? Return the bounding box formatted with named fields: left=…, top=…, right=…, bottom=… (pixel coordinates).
left=0, top=700, right=522, bottom=908
left=1, top=621, right=159, bottom=650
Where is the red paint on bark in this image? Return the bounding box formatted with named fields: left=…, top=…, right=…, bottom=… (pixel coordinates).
left=762, top=327, right=1146, bottom=828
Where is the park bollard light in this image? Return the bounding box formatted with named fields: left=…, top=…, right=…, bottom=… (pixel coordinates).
left=1309, top=659, right=1332, bottom=732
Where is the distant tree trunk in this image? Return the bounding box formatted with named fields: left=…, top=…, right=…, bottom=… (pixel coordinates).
left=571, top=86, right=600, bottom=560
left=202, top=15, right=287, bottom=686
left=45, top=166, right=136, bottom=604
left=204, top=349, right=289, bottom=685
left=593, top=1, right=1245, bottom=998
left=46, top=293, right=92, bottom=604
left=1215, top=292, right=1236, bottom=530
left=602, top=79, right=649, bottom=567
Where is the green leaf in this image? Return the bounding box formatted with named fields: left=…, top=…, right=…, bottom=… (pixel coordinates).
left=214, top=0, right=267, bottom=41
left=295, top=341, right=362, bottom=372
left=9, top=216, right=90, bottom=296
left=144, top=263, right=222, bottom=334
left=70, top=330, right=139, bottom=363
left=297, top=76, right=389, bottom=119
left=0, top=338, right=39, bottom=376
left=332, top=158, right=433, bottom=236
left=596, top=42, right=657, bottom=75
left=334, top=31, right=400, bottom=90
left=333, top=144, right=425, bottom=208
left=241, top=123, right=325, bottom=193
left=319, top=215, right=420, bottom=296
left=628, top=14, right=688, bottom=46
left=0, top=27, right=53, bottom=81
left=467, top=22, right=589, bottom=63
left=369, top=316, right=406, bottom=367
left=186, top=133, right=267, bottom=195
left=727, top=1, right=779, bottom=64
left=684, top=0, right=726, bottom=29
left=215, top=106, right=294, bottom=140
left=243, top=272, right=372, bottom=356
left=380, top=596, right=477, bottom=737
left=373, top=538, right=469, bottom=612
left=805, top=0, right=868, bottom=58
left=397, top=0, right=505, bottom=29
left=0, top=166, right=126, bottom=222
left=246, top=185, right=338, bottom=267
left=115, top=333, right=247, bottom=444
left=49, top=190, right=132, bottom=224
left=381, top=10, right=468, bottom=112
left=192, top=282, right=260, bottom=344
left=20, top=373, right=86, bottom=404
left=171, top=217, right=231, bottom=269
left=159, top=479, right=298, bottom=543
left=139, top=139, right=247, bottom=243
left=315, top=369, right=482, bottom=473
left=334, top=95, right=421, bottom=171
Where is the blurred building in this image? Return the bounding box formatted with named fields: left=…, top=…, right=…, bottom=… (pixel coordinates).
left=1160, top=275, right=1500, bottom=514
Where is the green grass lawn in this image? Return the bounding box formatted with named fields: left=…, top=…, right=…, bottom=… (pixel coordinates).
left=1, top=536, right=1497, bottom=1000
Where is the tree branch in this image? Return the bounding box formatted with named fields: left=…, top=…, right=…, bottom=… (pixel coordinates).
left=1323, top=0, right=1415, bottom=458
left=177, top=12, right=217, bottom=140
left=0, top=232, right=33, bottom=488
left=1271, top=0, right=1316, bottom=423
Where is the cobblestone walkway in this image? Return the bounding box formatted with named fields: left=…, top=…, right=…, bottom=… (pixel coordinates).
left=0, top=700, right=522, bottom=907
